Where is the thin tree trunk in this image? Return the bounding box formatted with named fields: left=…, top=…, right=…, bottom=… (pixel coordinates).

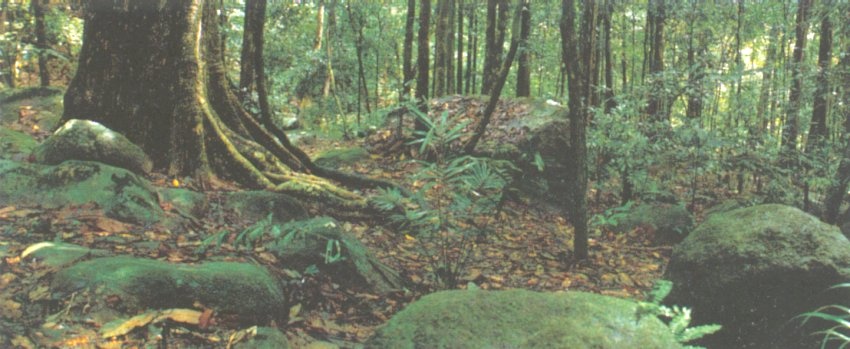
left=645, top=0, right=666, bottom=122
left=516, top=0, right=531, bottom=97
left=433, top=0, right=450, bottom=97
left=561, top=0, right=597, bottom=261
left=808, top=5, right=832, bottom=151
left=252, top=0, right=271, bottom=126
left=463, top=0, right=524, bottom=154
left=782, top=0, right=810, bottom=159
left=415, top=0, right=431, bottom=131
left=239, top=0, right=258, bottom=94
left=402, top=0, right=415, bottom=102
left=456, top=0, right=464, bottom=95
left=314, top=0, right=324, bottom=51
left=447, top=0, right=456, bottom=94
left=482, top=0, right=508, bottom=95
left=33, top=0, right=49, bottom=86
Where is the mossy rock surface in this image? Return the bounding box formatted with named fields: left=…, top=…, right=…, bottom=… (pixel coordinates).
left=314, top=147, right=370, bottom=169
left=664, top=204, right=850, bottom=348
left=0, top=159, right=165, bottom=225
left=265, top=217, right=403, bottom=293
left=366, top=289, right=682, bottom=349
left=35, top=119, right=152, bottom=174
left=611, top=203, right=693, bottom=244
left=52, top=256, right=286, bottom=322
left=0, top=128, right=37, bottom=160
left=224, top=190, right=308, bottom=224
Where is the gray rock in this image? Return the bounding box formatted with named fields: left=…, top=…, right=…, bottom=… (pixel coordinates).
left=35, top=119, right=152, bottom=174
left=664, top=204, right=850, bottom=348
left=366, top=289, right=682, bottom=349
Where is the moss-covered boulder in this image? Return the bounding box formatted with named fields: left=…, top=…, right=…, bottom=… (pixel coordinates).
left=265, top=217, right=403, bottom=293
left=664, top=204, right=850, bottom=348
left=611, top=203, right=694, bottom=244
left=224, top=191, right=308, bottom=224
left=314, top=147, right=370, bottom=169
left=35, top=119, right=152, bottom=174
left=0, top=160, right=165, bottom=225
left=0, top=128, right=37, bottom=160
left=366, top=289, right=682, bottom=349
left=51, top=256, right=287, bottom=323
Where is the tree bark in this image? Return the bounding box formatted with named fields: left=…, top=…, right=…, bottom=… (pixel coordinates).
left=433, top=0, right=450, bottom=97
left=415, top=0, right=431, bottom=130
left=782, top=0, right=810, bottom=159
left=481, top=0, right=508, bottom=95
left=463, top=0, right=523, bottom=154
left=516, top=0, right=531, bottom=97
left=239, top=0, right=259, bottom=94
left=33, top=0, right=50, bottom=87
left=401, top=0, right=415, bottom=103
left=456, top=0, right=464, bottom=95
left=61, top=0, right=394, bottom=216
left=807, top=6, right=832, bottom=151
left=645, top=0, right=666, bottom=122
left=561, top=0, right=597, bottom=261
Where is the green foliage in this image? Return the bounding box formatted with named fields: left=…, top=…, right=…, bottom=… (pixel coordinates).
left=197, top=214, right=344, bottom=265
left=799, top=283, right=850, bottom=349
left=589, top=201, right=634, bottom=229
left=636, top=280, right=722, bottom=349
left=374, top=109, right=508, bottom=288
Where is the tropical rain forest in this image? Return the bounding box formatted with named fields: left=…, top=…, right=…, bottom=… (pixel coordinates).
left=4, top=0, right=850, bottom=348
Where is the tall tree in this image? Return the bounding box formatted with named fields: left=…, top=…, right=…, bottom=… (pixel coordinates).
left=644, top=0, right=667, bottom=122
left=415, top=0, right=431, bottom=130
left=239, top=0, right=260, bottom=94
left=463, top=0, right=523, bottom=154
left=823, top=4, right=850, bottom=224
left=807, top=4, right=833, bottom=151
left=401, top=0, right=415, bottom=102
left=32, top=0, right=50, bottom=86
left=561, top=0, right=597, bottom=260
left=515, top=0, right=531, bottom=97
left=61, top=0, right=398, bottom=216
left=346, top=4, right=371, bottom=119
left=433, top=0, right=451, bottom=97
left=456, top=0, right=464, bottom=94
left=782, top=0, right=811, bottom=159
left=481, top=0, right=509, bottom=95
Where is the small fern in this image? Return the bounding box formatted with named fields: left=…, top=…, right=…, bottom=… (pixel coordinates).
left=636, top=280, right=721, bottom=348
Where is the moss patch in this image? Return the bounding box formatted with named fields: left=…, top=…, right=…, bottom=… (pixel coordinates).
left=0, top=128, right=37, bottom=160
left=367, top=289, right=681, bottom=349
left=52, top=256, right=286, bottom=322
left=314, top=147, right=370, bottom=169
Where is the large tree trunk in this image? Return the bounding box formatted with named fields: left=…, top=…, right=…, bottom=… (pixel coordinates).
left=61, top=0, right=388, bottom=216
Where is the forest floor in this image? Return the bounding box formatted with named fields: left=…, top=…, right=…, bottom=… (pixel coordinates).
left=0, top=92, right=685, bottom=348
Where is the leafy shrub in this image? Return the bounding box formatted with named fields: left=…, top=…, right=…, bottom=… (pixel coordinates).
left=636, top=280, right=722, bottom=349
left=374, top=110, right=508, bottom=288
